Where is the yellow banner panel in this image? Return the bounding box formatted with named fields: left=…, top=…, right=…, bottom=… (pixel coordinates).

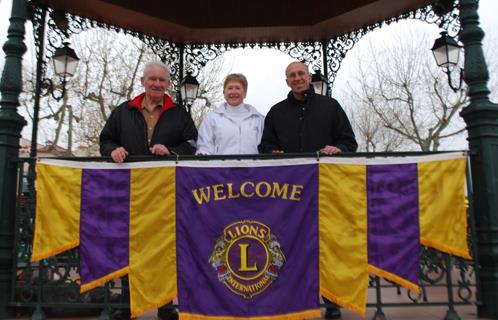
left=419, top=158, right=471, bottom=259
left=129, top=167, right=177, bottom=317
left=32, top=163, right=81, bottom=261
left=319, top=163, right=368, bottom=317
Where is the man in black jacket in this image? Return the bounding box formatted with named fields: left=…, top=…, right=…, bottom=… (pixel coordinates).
left=259, top=61, right=357, bottom=319
left=259, top=61, right=357, bottom=155
left=100, top=61, right=197, bottom=163
left=100, top=62, right=194, bottom=320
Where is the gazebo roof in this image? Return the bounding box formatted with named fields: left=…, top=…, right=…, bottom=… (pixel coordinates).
left=36, top=0, right=437, bottom=43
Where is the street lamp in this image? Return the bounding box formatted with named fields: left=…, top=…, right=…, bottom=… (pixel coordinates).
left=43, top=42, right=80, bottom=100
left=180, top=72, right=200, bottom=113
left=311, top=69, right=328, bottom=96
left=53, top=42, right=80, bottom=78
left=431, top=31, right=463, bottom=92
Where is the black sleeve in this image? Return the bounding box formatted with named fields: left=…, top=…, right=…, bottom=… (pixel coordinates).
left=168, top=109, right=198, bottom=155
left=258, top=110, right=281, bottom=153
left=332, top=102, right=358, bottom=152
left=99, top=107, right=122, bottom=156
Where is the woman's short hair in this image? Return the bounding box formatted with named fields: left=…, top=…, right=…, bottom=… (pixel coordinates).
left=223, top=73, right=248, bottom=91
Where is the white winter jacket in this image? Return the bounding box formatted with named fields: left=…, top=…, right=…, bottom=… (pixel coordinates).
left=196, top=103, right=264, bottom=155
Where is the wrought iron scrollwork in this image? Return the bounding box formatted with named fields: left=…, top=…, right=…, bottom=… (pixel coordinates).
left=184, top=44, right=226, bottom=78
left=454, top=256, right=475, bottom=303
left=29, top=1, right=181, bottom=87
left=29, top=3, right=47, bottom=62
left=275, top=42, right=323, bottom=72
left=324, top=0, right=460, bottom=89
left=365, top=245, right=476, bottom=313
left=29, top=0, right=460, bottom=93
left=183, top=41, right=324, bottom=82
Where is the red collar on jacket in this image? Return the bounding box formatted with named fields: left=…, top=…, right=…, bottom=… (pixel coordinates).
left=128, top=92, right=176, bottom=119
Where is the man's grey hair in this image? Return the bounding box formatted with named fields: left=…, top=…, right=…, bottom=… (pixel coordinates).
left=143, top=61, right=170, bottom=79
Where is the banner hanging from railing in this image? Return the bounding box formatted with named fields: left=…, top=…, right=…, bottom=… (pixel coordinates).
left=31, top=152, right=470, bottom=319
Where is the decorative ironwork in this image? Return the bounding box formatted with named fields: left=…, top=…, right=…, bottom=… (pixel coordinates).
left=184, top=42, right=323, bottom=80
left=29, top=3, right=47, bottom=65
left=325, top=0, right=460, bottom=90
left=355, top=248, right=477, bottom=320
left=13, top=158, right=126, bottom=318
left=12, top=156, right=477, bottom=318
left=29, top=0, right=460, bottom=94
left=274, top=42, right=323, bottom=72
left=28, top=1, right=181, bottom=87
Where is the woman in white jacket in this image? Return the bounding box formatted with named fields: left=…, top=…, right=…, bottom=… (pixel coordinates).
left=196, top=73, right=264, bottom=155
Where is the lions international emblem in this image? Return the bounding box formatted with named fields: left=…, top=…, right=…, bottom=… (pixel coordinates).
left=208, top=220, right=286, bottom=298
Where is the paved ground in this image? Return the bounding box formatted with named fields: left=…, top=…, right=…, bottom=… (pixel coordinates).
left=27, top=306, right=489, bottom=320
left=14, top=305, right=491, bottom=320
left=338, top=305, right=487, bottom=320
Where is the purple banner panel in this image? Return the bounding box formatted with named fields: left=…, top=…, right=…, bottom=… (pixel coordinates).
left=367, top=164, right=420, bottom=285
left=80, top=169, right=130, bottom=285
left=176, top=164, right=319, bottom=318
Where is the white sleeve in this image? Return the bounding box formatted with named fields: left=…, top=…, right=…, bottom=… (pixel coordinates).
left=196, top=113, right=216, bottom=155
left=256, top=115, right=265, bottom=146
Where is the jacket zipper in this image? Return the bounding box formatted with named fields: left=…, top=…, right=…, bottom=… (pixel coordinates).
left=139, top=113, right=150, bottom=153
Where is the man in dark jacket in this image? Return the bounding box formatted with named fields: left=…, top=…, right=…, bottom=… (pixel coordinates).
left=259, top=61, right=357, bottom=319
left=100, top=61, right=197, bottom=163
left=259, top=61, right=357, bottom=155
left=100, top=62, right=194, bottom=320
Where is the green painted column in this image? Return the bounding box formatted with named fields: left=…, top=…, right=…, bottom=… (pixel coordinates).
left=459, top=0, right=498, bottom=318
left=0, top=0, right=27, bottom=318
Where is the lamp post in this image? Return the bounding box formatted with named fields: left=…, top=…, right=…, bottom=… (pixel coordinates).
left=311, top=69, right=329, bottom=96
left=179, top=72, right=200, bottom=113
left=31, top=41, right=79, bottom=158
left=431, top=31, right=463, bottom=92
left=0, top=0, right=27, bottom=317
left=458, top=0, right=498, bottom=318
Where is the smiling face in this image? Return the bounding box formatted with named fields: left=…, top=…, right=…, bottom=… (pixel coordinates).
left=224, top=80, right=247, bottom=106
left=285, top=62, right=312, bottom=100
left=141, top=64, right=170, bottom=103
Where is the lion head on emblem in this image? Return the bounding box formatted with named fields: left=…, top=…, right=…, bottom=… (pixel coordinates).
left=265, top=235, right=286, bottom=280
left=208, top=236, right=230, bottom=281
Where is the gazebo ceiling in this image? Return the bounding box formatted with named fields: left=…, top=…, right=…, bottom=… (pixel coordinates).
left=36, top=0, right=438, bottom=44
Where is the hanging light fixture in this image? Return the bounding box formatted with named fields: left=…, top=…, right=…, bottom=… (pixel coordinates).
left=431, top=31, right=463, bottom=91
left=44, top=42, right=80, bottom=100
left=180, top=72, right=200, bottom=111
left=52, top=42, right=80, bottom=78
left=311, top=69, right=328, bottom=96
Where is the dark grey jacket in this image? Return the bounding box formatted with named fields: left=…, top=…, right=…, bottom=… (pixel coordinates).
left=100, top=93, right=197, bottom=156
left=259, top=88, right=357, bottom=153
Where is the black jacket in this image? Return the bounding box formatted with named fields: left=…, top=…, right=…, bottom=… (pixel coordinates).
left=100, top=93, right=197, bottom=156
left=258, top=88, right=357, bottom=153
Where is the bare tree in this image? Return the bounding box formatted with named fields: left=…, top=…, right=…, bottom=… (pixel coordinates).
left=187, top=56, right=232, bottom=128
left=340, top=25, right=469, bottom=152
left=71, top=29, right=155, bottom=155
left=346, top=103, right=405, bottom=152
left=18, top=29, right=229, bottom=156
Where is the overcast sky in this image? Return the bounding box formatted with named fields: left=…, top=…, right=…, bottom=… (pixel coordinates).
left=0, top=0, right=497, bottom=143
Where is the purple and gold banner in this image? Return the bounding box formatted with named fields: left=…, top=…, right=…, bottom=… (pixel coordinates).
left=176, top=165, right=320, bottom=319
left=31, top=153, right=470, bottom=319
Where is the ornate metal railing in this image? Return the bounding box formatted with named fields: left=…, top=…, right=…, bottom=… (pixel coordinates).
left=10, top=153, right=478, bottom=319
